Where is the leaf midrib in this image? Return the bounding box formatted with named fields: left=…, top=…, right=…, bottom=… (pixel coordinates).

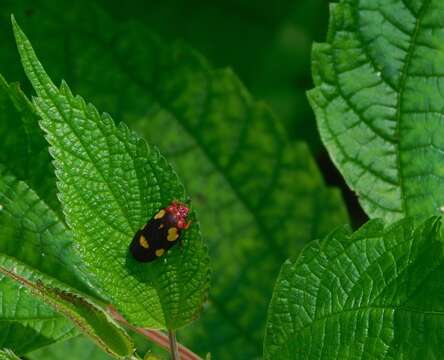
left=393, top=0, right=430, bottom=218
left=283, top=303, right=444, bottom=340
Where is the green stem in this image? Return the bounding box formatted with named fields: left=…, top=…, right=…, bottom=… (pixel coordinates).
left=168, top=329, right=180, bottom=360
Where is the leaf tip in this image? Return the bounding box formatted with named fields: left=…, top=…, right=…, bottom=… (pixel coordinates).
left=10, top=14, right=24, bottom=44
left=10, top=15, right=57, bottom=99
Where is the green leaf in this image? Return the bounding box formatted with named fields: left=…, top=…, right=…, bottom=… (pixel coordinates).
left=0, top=73, right=57, bottom=211
left=0, top=349, right=21, bottom=360
left=27, top=332, right=170, bottom=360
left=264, top=217, right=444, bottom=359
left=0, top=166, right=90, bottom=293
left=0, top=273, right=76, bottom=355
left=3, top=5, right=348, bottom=357
left=0, top=168, right=91, bottom=354
left=28, top=336, right=113, bottom=360
left=0, top=261, right=76, bottom=355
left=0, top=255, right=136, bottom=359
left=308, top=0, right=444, bottom=222
left=12, top=17, right=210, bottom=330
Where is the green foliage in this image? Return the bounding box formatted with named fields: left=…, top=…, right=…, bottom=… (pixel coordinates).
left=1, top=0, right=331, bottom=149
left=12, top=18, right=210, bottom=331
left=0, top=257, right=136, bottom=359
left=0, top=74, right=57, bottom=211
left=0, top=166, right=89, bottom=293
left=0, top=257, right=134, bottom=359
left=308, top=0, right=444, bottom=222
left=265, top=217, right=444, bottom=359
left=133, top=43, right=347, bottom=359
left=28, top=333, right=169, bottom=360
left=2, top=4, right=349, bottom=358
left=0, top=167, right=86, bottom=354
left=28, top=336, right=113, bottom=360
left=0, top=268, right=75, bottom=355
left=0, top=349, right=20, bottom=360
left=6, top=0, right=443, bottom=359
left=0, top=254, right=76, bottom=355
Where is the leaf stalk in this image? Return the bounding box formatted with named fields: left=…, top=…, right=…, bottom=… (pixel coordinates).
left=168, top=329, right=180, bottom=360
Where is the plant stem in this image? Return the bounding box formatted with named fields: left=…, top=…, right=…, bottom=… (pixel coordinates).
left=168, top=329, right=180, bottom=360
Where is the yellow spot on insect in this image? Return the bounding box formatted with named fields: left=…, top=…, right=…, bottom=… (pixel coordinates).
left=167, top=227, right=179, bottom=241
left=139, top=235, right=149, bottom=249
left=159, top=223, right=164, bottom=229
left=155, top=248, right=165, bottom=257
left=154, top=209, right=166, bottom=219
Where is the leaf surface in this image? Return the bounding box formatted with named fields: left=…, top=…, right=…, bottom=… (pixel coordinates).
left=0, top=167, right=93, bottom=354
left=308, top=0, right=444, bottom=222
left=264, top=217, right=444, bottom=359
left=0, top=349, right=21, bottom=360
left=28, top=333, right=169, bottom=360
left=28, top=336, right=113, bottom=360
left=0, top=166, right=90, bottom=292
left=0, top=78, right=105, bottom=353
left=0, top=255, right=135, bottom=359
left=0, top=267, right=76, bottom=355
left=12, top=17, right=210, bottom=330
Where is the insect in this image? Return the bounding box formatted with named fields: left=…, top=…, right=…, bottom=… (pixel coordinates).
left=129, top=201, right=191, bottom=262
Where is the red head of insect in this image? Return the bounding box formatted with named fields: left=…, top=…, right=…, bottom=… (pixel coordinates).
left=166, top=201, right=191, bottom=229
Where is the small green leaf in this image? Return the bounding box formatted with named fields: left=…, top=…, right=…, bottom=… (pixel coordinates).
left=0, top=349, right=21, bottom=360
left=28, top=336, right=113, bottom=360
left=0, top=168, right=90, bottom=354
left=0, top=255, right=135, bottom=359
left=0, top=73, right=57, bottom=211
left=264, top=217, right=444, bottom=359
left=0, top=258, right=76, bottom=355
left=28, top=333, right=169, bottom=360
left=308, top=0, right=444, bottom=222
left=0, top=166, right=91, bottom=293
left=12, top=17, right=210, bottom=330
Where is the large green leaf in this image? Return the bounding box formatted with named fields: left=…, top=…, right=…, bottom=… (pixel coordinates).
left=0, top=255, right=136, bottom=359
left=264, top=217, right=444, bottom=359
left=12, top=18, right=210, bottom=330
left=3, top=4, right=348, bottom=358
left=308, top=0, right=444, bottom=222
